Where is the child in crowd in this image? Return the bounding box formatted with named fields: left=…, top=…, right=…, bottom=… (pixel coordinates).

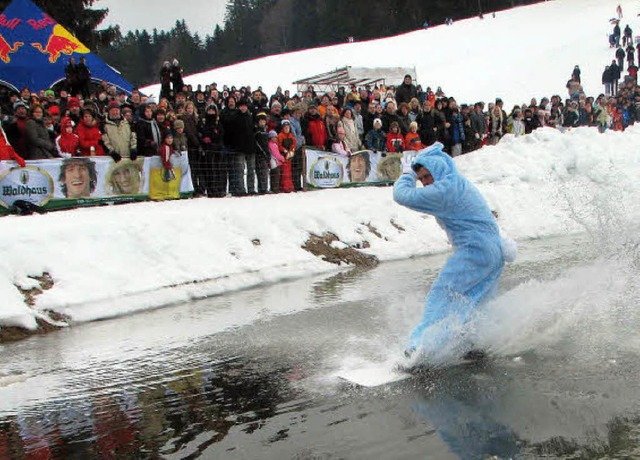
left=56, top=117, right=80, bottom=158
left=386, top=121, right=405, bottom=153
left=158, top=131, right=176, bottom=182
left=268, top=130, right=284, bottom=193
left=364, top=118, right=386, bottom=152
left=277, top=119, right=296, bottom=192
left=404, top=121, right=424, bottom=151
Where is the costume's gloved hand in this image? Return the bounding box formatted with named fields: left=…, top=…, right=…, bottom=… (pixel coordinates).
left=401, top=154, right=414, bottom=175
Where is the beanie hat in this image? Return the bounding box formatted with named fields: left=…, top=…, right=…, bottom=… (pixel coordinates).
left=373, top=118, right=382, bottom=126
left=173, top=119, right=185, bottom=129
left=13, top=100, right=28, bottom=110
left=44, top=89, right=55, bottom=98
left=67, top=97, right=80, bottom=109
left=205, top=103, right=218, bottom=112
left=47, top=105, right=60, bottom=116
left=268, top=130, right=278, bottom=138
left=409, top=121, right=418, bottom=130
left=256, top=111, right=267, bottom=120
left=281, top=119, right=291, bottom=126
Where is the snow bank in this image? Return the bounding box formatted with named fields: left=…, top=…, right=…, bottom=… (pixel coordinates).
left=2, top=125, right=640, bottom=330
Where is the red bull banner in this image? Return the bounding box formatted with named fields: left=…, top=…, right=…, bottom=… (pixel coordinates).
left=0, top=155, right=194, bottom=214
left=0, top=0, right=132, bottom=93
left=305, top=148, right=415, bottom=188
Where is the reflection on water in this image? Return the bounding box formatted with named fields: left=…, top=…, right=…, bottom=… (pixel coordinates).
left=2, top=234, right=640, bottom=458
left=0, top=357, right=305, bottom=459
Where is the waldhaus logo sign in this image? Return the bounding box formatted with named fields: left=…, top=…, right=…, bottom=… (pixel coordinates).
left=309, top=156, right=344, bottom=188
left=0, top=165, right=53, bottom=208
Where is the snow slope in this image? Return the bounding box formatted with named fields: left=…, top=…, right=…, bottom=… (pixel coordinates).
left=142, top=0, right=640, bottom=108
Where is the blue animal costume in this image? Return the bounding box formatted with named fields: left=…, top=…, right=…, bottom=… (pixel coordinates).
left=393, top=143, right=505, bottom=353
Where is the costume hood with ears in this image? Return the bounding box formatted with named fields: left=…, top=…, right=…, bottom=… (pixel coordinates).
left=411, top=142, right=456, bottom=181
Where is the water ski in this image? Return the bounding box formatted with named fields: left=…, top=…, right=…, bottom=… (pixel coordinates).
left=336, top=350, right=487, bottom=388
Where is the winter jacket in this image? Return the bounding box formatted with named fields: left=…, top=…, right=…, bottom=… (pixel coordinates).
left=178, top=113, right=200, bottom=151
left=364, top=128, right=386, bottom=152
left=25, top=118, right=55, bottom=159
left=405, top=132, right=424, bottom=151
left=102, top=117, right=136, bottom=158
left=198, top=115, right=223, bottom=152
left=301, top=112, right=327, bottom=148
left=76, top=120, right=105, bottom=156
left=450, top=113, right=465, bottom=144
left=395, top=82, right=418, bottom=104
left=268, top=140, right=285, bottom=166
left=136, top=116, right=162, bottom=157
left=417, top=111, right=438, bottom=146
left=386, top=132, right=405, bottom=153
left=341, top=118, right=360, bottom=151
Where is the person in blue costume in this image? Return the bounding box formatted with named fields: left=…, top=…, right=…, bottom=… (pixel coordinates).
left=393, top=142, right=514, bottom=356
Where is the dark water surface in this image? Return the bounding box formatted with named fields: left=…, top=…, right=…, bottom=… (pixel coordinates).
left=2, top=234, right=640, bottom=459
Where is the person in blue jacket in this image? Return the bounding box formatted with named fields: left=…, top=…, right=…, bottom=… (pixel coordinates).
left=393, top=142, right=514, bottom=357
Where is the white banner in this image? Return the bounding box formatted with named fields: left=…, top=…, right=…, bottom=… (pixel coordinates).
left=305, top=148, right=416, bottom=188
left=0, top=154, right=193, bottom=209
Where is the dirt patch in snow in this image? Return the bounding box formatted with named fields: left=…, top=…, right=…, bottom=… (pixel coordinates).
left=0, top=273, right=69, bottom=344
left=302, top=232, right=379, bottom=269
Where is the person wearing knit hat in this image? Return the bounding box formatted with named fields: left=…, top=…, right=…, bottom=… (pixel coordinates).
left=171, top=118, right=188, bottom=156
left=67, top=97, right=80, bottom=109
left=13, top=100, right=28, bottom=111
left=268, top=129, right=284, bottom=192
left=364, top=117, right=386, bottom=153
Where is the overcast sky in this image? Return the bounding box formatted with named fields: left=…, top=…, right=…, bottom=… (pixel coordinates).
left=99, top=0, right=227, bottom=37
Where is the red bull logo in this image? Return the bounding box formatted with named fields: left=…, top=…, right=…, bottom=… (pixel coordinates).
left=0, top=33, right=22, bottom=63
left=31, top=24, right=89, bottom=63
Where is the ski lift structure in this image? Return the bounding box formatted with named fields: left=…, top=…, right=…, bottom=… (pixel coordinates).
left=293, top=66, right=417, bottom=95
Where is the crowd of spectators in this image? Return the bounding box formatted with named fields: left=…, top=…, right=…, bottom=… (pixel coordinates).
left=1, top=18, right=640, bottom=200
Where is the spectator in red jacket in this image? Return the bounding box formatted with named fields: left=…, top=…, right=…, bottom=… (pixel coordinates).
left=76, top=109, right=105, bottom=156
left=0, top=122, right=26, bottom=166
left=301, top=103, right=327, bottom=149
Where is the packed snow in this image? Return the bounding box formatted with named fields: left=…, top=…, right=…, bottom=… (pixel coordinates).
left=3, top=0, right=640, bottom=331
left=143, top=0, right=639, bottom=109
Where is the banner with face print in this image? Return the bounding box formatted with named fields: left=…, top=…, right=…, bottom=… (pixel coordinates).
left=0, top=154, right=193, bottom=212
left=305, top=148, right=412, bottom=188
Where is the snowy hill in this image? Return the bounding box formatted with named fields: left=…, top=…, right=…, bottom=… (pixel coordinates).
left=143, top=0, right=639, bottom=107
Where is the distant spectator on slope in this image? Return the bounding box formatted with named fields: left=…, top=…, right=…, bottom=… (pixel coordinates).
left=603, top=65, right=614, bottom=96
left=613, top=22, right=621, bottom=47
left=616, top=46, right=626, bottom=71
left=623, top=24, right=633, bottom=47
left=572, top=65, right=581, bottom=83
